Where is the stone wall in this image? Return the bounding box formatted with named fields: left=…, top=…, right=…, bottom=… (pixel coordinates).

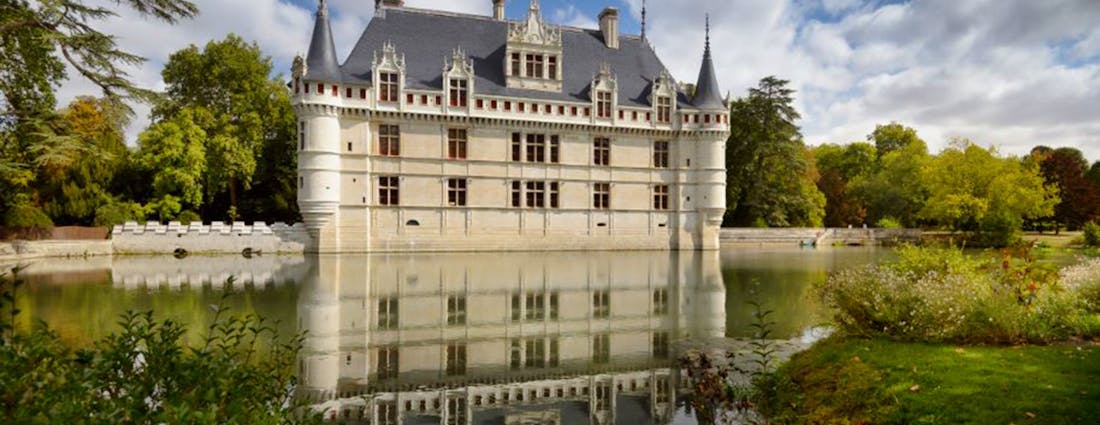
left=111, top=222, right=310, bottom=255
left=0, top=240, right=113, bottom=261
left=720, top=228, right=921, bottom=247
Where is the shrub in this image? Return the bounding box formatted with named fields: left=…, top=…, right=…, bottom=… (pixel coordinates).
left=875, top=217, right=903, bottom=229
left=176, top=210, right=201, bottom=225
left=3, top=203, right=53, bottom=229
left=818, top=246, right=1092, bottom=344
left=1084, top=222, right=1100, bottom=247
left=93, top=200, right=146, bottom=227
left=978, top=209, right=1022, bottom=248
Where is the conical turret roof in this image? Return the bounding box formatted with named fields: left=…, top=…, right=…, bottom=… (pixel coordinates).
left=693, top=15, right=724, bottom=110
left=306, top=0, right=342, bottom=82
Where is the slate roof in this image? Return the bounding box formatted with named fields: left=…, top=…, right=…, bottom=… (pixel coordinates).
left=322, top=7, right=703, bottom=109
left=305, top=5, right=342, bottom=82
left=692, top=38, right=725, bottom=110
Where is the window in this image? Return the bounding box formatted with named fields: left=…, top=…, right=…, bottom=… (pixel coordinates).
left=378, top=297, right=398, bottom=329
left=653, top=332, right=670, bottom=359
left=593, top=138, right=610, bottom=166
left=449, top=79, right=468, bottom=107
left=379, top=401, right=398, bottom=425
left=511, top=293, right=522, bottom=322
left=446, top=344, right=467, bottom=376
left=511, top=53, right=521, bottom=76
left=549, top=338, right=559, bottom=367
left=511, top=181, right=522, bottom=208
left=548, top=56, right=558, bottom=79
left=361, top=88, right=367, bottom=99
left=654, top=185, right=669, bottom=210
left=346, top=87, right=352, bottom=98
left=510, top=339, right=522, bottom=369
left=525, top=54, right=544, bottom=78
left=446, top=397, right=466, bottom=425
left=379, top=72, right=399, bottom=102
left=377, top=346, right=399, bottom=379
left=525, top=292, right=545, bottom=321
left=379, top=124, right=400, bottom=156
left=593, top=290, right=610, bottom=318
left=525, top=181, right=545, bottom=208
left=525, top=134, right=546, bottom=163
left=549, top=182, right=560, bottom=209
left=592, top=334, right=610, bottom=363
left=596, top=91, right=612, bottom=118
left=447, top=295, right=466, bottom=325
left=657, top=96, right=672, bottom=123
left=654, top=141, right=669, bottom=168
left=448, top=129, right=467, bottom=159
left=549, top=135, right=560, bottom=163
left=593, top=182, right=610, bottom=209
left=525, top=339, right=545, bottom=368
left=653, top=288, right=669, bottom=315
left=298, top=121, right=306, bottom=151
left=378, top=176, right=399, bottom=206
left=447, top=178, right=467, bottom=207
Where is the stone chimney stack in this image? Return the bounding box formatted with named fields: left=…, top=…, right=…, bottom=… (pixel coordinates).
left=599, top=7, right=619, bottom=49
left=493, top=0, right=505, bottom=20
left=376, top=0, right=404, bottom=9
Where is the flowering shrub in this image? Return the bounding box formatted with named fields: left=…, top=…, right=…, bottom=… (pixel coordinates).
left=818, top=246, right=1093, bottom=344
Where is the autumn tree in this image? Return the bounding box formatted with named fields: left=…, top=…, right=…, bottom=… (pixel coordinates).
left=920, top=140, right=1058, bottom=246
left=153, top=34, right=298, bottom=222
left=813, top=142, right=876, bottom=227
left=1033, top=147, right=1100, bottom=230
left=726, top=77, right=825, bottom=227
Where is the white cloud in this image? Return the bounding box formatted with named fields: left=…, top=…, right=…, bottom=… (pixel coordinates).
left=551, top=4, right=598, bottom=29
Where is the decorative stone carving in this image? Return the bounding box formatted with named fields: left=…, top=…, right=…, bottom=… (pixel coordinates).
left=508, top=0, right=561, bottom=47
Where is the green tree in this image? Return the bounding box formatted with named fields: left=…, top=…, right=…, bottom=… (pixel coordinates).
left=920, top=140, right=1058, bottom=246
left=0, top=0, right=196, bottom=222
left=726, top=76, right=825, bottom=227
left=814, top=142, right=876, bottom=227
left=136, top=108, right=207, bottom=220
left=868, top=122, right=922, bottom=159
left=154, top=35, right=298, bottom=221
left=850, top=124, right=930, bottom=228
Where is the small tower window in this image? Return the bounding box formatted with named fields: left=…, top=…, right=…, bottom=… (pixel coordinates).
left=379, top=72, right=399, bottom=102
left=596, top=91, right=612, bottom=118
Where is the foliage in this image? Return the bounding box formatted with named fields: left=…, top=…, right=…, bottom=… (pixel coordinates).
left=814, top=142, right=876, bottom=227
left=3, top=202, right=53, bottom=230
left=0, top=271, right=322, bottom=424
left=850, top=129, right=930, bottom=228
left=93, top=199, right=146, bottom=227
left=726, top=76, right=825, bottom=227
left=817, top=245, right=1091, bottom=344
left=137, top=109, right=208, bottom=211
left=1034, top=147, right=1100, bottom=230
left=876, top=217, right=902, bottom=229
left=1084, top=222, right=1100, bottom=248
left=868, top=122, right=923, bottom=159
left=1062, top=258, right=1100, bottom=313
left=176, top=210, right=201, bottom=225
left=151, top=34, right=298, bottom=222
left=760, top=338, right=1100, bottom=424
left=919, top=140, right=1058, bottom=247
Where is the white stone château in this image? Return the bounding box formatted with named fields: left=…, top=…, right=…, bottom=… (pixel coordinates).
left=292, top=0, right=729, bottom=253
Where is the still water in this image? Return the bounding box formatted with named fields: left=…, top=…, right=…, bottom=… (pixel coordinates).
left=10, top=247, right=891, bottom=424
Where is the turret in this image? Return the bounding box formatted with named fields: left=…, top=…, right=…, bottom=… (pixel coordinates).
left=690, top=14, right=727, bottom=249
left=692, top=15, right=724, bottom=110
left=298, top=0, right=342, bottom=243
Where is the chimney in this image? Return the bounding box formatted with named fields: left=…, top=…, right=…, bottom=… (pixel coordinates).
left=493, top=0, right=505, bottom=20
left=375, top=0, right=404, bottom=9
left=599, top=7, right=619, bottom=49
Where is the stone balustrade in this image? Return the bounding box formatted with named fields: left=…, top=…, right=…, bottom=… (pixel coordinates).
left=111, top=221, right=310, bottom=255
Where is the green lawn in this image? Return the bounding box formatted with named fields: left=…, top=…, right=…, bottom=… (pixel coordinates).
left=762, top=338, right=1100, bottom=424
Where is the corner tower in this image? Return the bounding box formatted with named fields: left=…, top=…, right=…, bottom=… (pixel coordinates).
left=687, top=14, right=728, bottom=250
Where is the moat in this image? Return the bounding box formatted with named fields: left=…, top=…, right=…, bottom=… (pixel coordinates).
left=10, top=247, right=892, bottom=424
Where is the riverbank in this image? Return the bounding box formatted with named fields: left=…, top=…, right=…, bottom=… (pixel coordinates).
left=0, top=240, right=112, bottom=262
left=761, top=337, right=1100, bottom=424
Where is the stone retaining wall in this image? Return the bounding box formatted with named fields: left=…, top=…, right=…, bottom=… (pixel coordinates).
left=0, top=240, right=113, bottom=261
left=111, top=222, right=310, bottom=255
left=720, top=228, right=921, bottom=246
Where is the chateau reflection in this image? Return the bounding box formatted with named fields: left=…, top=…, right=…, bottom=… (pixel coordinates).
left=298, top=251, right=726, bottom=425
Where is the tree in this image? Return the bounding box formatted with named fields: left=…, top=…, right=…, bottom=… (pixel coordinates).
left=919, top=140, right=1058, bottom=246
left=868, top=122, right=922, bottom=159
left=0, top=0, right=196, bottom=223
left=154, top=35, right=298, bottom=221
left=850, top=128, right=930, bottom=228
left=136, top=109, right=207, bottom=220
left=1088, top=161, right=1100, bottom=193
left=726, top=77, right=825, bottom=227
left=814, top=142, right=876, bottom=227
left=1035, top=147, right=1100, bottom=230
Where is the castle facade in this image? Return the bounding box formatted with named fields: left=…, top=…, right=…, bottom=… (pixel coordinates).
left=292, top=0, right=728, bottom=253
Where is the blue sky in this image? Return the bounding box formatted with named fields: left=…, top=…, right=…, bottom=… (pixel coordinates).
left=62, top=0, right=1100, bottom=160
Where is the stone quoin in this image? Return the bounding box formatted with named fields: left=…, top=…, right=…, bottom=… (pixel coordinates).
left=292, top=0, right=728, bottom=253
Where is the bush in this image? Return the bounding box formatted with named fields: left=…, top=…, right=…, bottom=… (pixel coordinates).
left=1084, top=222, right=1100, bottom=247
left=875, top=217, right=903, bottom=229
left=978, top=209, right=1022, bottom=248
left=818, top=246, right=1091, bottom=344
left=3, top=203, right=53, bottom=229
left=176, top=210, right=201, bottom=225
left=93, top=200, right=146, bottom=227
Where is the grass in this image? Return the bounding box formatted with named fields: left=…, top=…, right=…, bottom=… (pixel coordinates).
left=762, top=337, right=1100, bottom=424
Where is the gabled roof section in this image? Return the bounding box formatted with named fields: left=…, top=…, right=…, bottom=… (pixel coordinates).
left=306, top=0, right=342, bottom=82
left=338, top=7, right=679, bottom=108
left=692, top=15, right=724, bottom=110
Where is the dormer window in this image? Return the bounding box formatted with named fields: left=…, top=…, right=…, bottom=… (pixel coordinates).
left=548, top=56, right=558, bottom=79
left=596, top=91, right=612, bottom=118
left=449, top=79, right=468, bottom=107
left=379, top=72, right=399, bottom=102
left=511, top=53, right=521, bottom=77
left=657, top=96, right=672, bottom=123
left=505, top=2, right=563, bottom=92
left=526, top=54, right=544, bottom=78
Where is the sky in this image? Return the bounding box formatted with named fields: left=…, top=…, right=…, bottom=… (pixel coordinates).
left=59, top=0, right=1100, bottom=161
